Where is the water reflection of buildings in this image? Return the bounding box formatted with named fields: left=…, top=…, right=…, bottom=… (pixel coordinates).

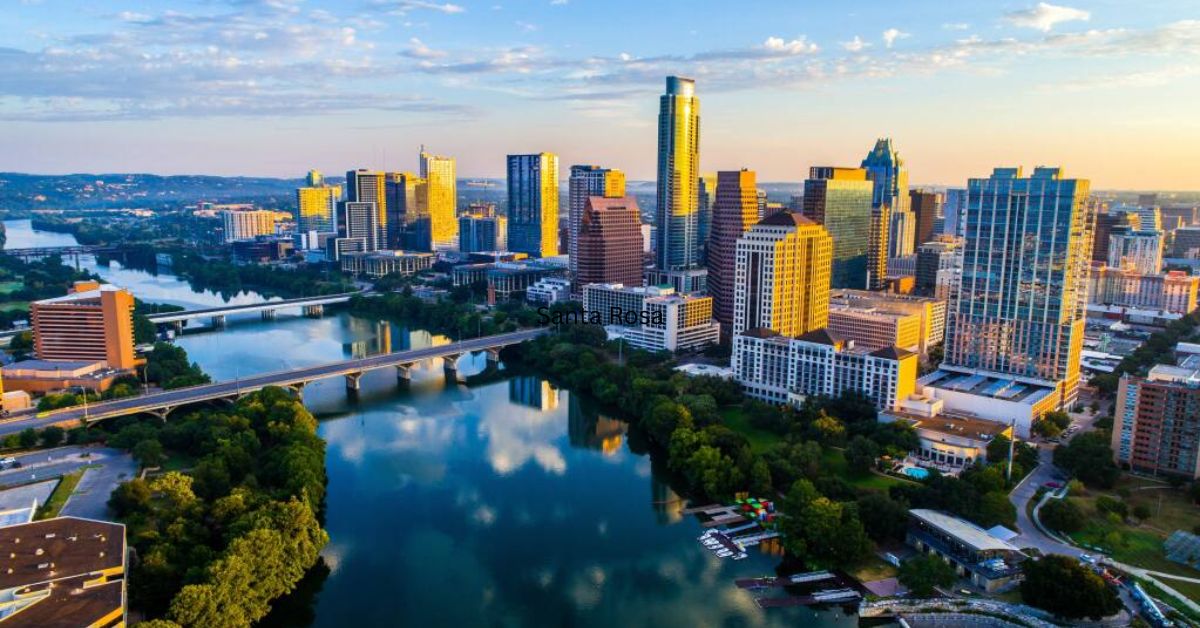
left=651, top=476, right=684, bottom=525
left=567, top=395, right=626, bottom=456
left=343, top=319, right=417, bottom=358
left=508, top=376, right=560, bottom=411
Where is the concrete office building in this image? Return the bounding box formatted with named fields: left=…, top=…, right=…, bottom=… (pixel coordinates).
left=346, top=169, right=387, bottom=246
left=1172, top=227, right=1200, bottom=259
left=508, top=153, right=560, bottom=258
left=31, top=281, right=138, bottom=371
left=336, top=200, right=380, bottom=253
left=568, top=165, right=625, bottom=276
left=803, top=167, right=874, bottom=289
left=340, top=250, right=434, bottom=278
left=732, top=212, right=832, bottom=338
left=916, top=237, right=962, bottom=298
left=459, top=213, right=507, bottom=253
left=829, top=289, right=947, bottom=354
left=706, top=169, right=761, bottom=335
left=575, top=196, right=644, bottom=290
left=221, top=209, right=276, bottom=242
left=1108, top=227, right=1164, bottom=274
left=910, top=189, right=941, bottom=246
left=582, top=283, right=719, bottom=353
left=1088, top=266, right=1199, bottom=316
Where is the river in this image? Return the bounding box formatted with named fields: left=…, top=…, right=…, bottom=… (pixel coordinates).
left=3, top=219, right=854, bottom=627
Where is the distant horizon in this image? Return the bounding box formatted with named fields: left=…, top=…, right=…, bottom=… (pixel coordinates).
left=3, top=170, right=1199, bottom=196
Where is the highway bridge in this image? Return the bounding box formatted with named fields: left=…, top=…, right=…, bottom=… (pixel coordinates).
left=147, top=292, right=364, bottom=326
left=0, top=328, right=548, bottom=435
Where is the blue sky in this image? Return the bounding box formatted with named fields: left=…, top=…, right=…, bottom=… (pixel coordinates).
left=2, top=0, right=1198, bottom=189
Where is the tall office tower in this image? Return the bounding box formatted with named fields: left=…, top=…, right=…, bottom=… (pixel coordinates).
left=655, top=76, right=701, bottom=272
left=870, top=205, right=892, bottom=290
left=221, top=209, right=276, bottom=242
left=732, top=212, right=832, bottom=337
left=507, top=153, right=560, bottom=258
left=568, top=165, right=626, bottom=276
left=1112, top=367, right=1200, bottom=480
left=1092, top=208, right=1133, bottom=262
left=707, top=170, right=761, bottom=335
left=803, top=167, right=874, bottom=289
left=306, top=169, right=323, bottom=187
left=419, top=147, right=458, bottom=250
left=887, top=208, right=914, bottom=258
left=910, top=189, right=941, bottom=246
left=1173, top=226, right=1200, bottom=258
left=861, top=138, right=910, bottom=213
left=295, top=183, right=341, bottom=245
left=936, top=167, right=1092, bottom=423
left=337, top=200, right=380, bottom=251
left=1108, top=227, right=1164, bottom=274
left=458, top=213, right=507, bottom=252
left=346, top=169, right=387, bottom=246
left=698, top=172, right=717, bottom=262
left=943, top=188, right=967, bottom=237
left=384, top=172, right=428, bottom=250
left=31, top=281, right=137, bottom=370
left=575, top=196, right=644, bottom=289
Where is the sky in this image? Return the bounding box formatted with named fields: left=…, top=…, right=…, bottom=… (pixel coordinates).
left=1, top=0, right=1198, bottom=189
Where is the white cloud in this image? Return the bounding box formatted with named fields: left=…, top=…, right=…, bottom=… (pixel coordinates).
left=382, top=0, right=465, bottom=15
left=763, top=36, right=819, bottom=55
left=840, top=36, right=869, bottom=52
left=942, top=22, right=970, bottom=31
left=401, top=37, right=445, bottom=59
left=882, top=28, right=910, bottom=48
left=1004, top=3, right=1090, bottom=32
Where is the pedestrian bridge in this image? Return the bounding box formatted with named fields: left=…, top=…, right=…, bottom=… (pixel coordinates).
left=0, top=328, right=549, bottom=433
left=148, top=292, right=364, bottom=326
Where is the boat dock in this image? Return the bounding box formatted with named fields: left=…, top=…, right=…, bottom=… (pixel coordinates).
left=735, top=571, right=836, bottom=590
left=755, top=588, right=862, bottom=608
left=701, top=513, right=746, bottom=528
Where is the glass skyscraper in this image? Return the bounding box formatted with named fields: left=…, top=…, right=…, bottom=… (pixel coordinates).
left=655, top=76, right=701, bottom=271
left=803, top=167, right=874, bottom=289
left=419, top=147, right=458, bottom=251
left=507, top=153, right=560, bottom=258
left=943, top=166, right=1092, bottom=406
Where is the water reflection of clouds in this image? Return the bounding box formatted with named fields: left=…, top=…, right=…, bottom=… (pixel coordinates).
left=475, top=383, right=568, bottom=476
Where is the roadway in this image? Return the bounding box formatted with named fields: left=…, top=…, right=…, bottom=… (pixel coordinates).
left=0, top=328, right=548, bottom=436
left=146, top=291, right=363, bottom=323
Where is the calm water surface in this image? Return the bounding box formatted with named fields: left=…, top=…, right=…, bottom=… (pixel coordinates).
left=4, top=220, right=855, bottom=627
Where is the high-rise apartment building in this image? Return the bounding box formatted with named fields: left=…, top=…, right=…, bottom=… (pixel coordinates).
left=707, top=170, right=761, bottom=335
left=1173, top=226, right=1200, bottom=259
left=887, top=208, right=915, bottom=258
left=31, top=281, right=138, bottom=371
left=731, top=212, right=832, bottom=338
left=346, top=169, right=387, bottom=246
left=568, top=165, right=625, bottom=276
left=1107, top=226, right=1164, bottom=274
left=923, top=167, right=1092, bottom=435
left=655, top=76, right=702, bottom=272
left=698, top=172, right=717, bottom=263
left=575, top=196, right=644, bottom=289
left=221, top=209, right=276, bottom=242
left=910, top=189, right=941, bottom=246
left=1092, top=208, right=1133, bottom=262
left=803, top=167, right=874, bottom=289
left=915, top=237, right=962, bottom=298
left=1112, top=366, right=1200, bottom=479
left=419, top=147, right=458, bottom=250
left=296, top=183, right=341, bottom=246
left=384, top=172, right=426, bottom=250
left=942, top=188, right=967, bottom=238
left=1088, top=267, right=1199, bottom=316
left=508, top=153, right=560, bottom=258
left=336, top=200, right=380, bottom=254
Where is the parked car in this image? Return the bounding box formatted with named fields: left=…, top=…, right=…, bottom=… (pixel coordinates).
left=1044, top=481, right=1063, bottom=489
left=0, top=457, right=15, bottom=469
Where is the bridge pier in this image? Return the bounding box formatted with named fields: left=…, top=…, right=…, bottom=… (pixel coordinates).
left=485, top=348, right=501, bottom=364
left=442, top=354, right=461, bottom=382
left=396, top=364, right=413, bottom=383
left=345, top=372, right=363, bottom=392
left=303, top=304, right=324, bottom=317
left=289, top=382, right=305, bottom=401
left=172, top=321, right=184, bottom=336
left=261, top=309, right=277, bottom=321
left=211, top=315, right=226, bottom=328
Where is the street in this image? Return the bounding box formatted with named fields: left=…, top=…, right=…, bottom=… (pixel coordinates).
left=0, top=445, right=136, bottom=521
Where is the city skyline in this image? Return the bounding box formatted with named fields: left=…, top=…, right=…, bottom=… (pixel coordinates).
left=3, top=1, right=1200, bottom=190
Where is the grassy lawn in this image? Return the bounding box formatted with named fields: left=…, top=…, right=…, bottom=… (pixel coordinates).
left=1155, top=576, right=1200, bottom=603
left=35, top=470, right=84, bottom=520
left=1064, top=475, right=1200, bottom=582
left=822, top=448, right=906, bottom=491
left=0, top=301, right=29, bottom=312
left=720, top=407, right=780, bottom=453
left=0, top=281, right=22, bottom=295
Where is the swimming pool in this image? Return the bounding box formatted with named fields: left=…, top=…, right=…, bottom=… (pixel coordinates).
left=902, top=467, right=931, bottom=480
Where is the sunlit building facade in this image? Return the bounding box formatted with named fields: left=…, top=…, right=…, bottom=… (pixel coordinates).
left=707, top=169, right=761, bottom=336
left=731, top=212, right=832, bottom=338
left=419, top=147, right=458, bottom=250
left=568, top=165, right=625, bottom=277
left=508, top=153, right=560, bottom=258
left=803, top=167, right=874, bottom=289
left=346, top=169, right=387, bottom=246
left=576, top=196, right=644, bottom=290
left=295, top=170, right=341, bottom=245
left=655, top=76, right=702, bottom=272
left=1112, top=366, right=1200, bottom=480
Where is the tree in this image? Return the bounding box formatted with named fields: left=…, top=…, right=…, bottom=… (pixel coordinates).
left=809, top=411, right=846, bottom=446
left=1054, top=432, right=1120, bottom=489
left=1020, top=555, right=1121, bottom=620
left=1040, top=499, right=1085, bottom=534
left=846, top=435, right=879, bottom=473
left=899, top=554, right=957, bottom=596
left=856, top=492, right=909, bottom=542
left=17, top=428, right=37, bottom=449
left=108, top=478, right=152, bottom=517
left=39, top=426, right=65, bottom=447
left=132, top=439, right=166, bottom=468
left=976, top=491, right=1017, bottom=528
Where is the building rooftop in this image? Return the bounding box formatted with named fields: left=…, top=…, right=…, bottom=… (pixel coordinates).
left=909, top=412, right=1011, bottom=442
left=919, top=369, right=1056, bottom=405
left=33, top=284, right=125, bottom=305
left=910, top=509, right=1020, bottom=553
left=1147, top=364, right=1200, bottom=386
left=758, top=211, right=816, bottom=228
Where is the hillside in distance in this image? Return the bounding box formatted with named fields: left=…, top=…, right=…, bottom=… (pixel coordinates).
left=0, top=172, right=304, bottom=212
